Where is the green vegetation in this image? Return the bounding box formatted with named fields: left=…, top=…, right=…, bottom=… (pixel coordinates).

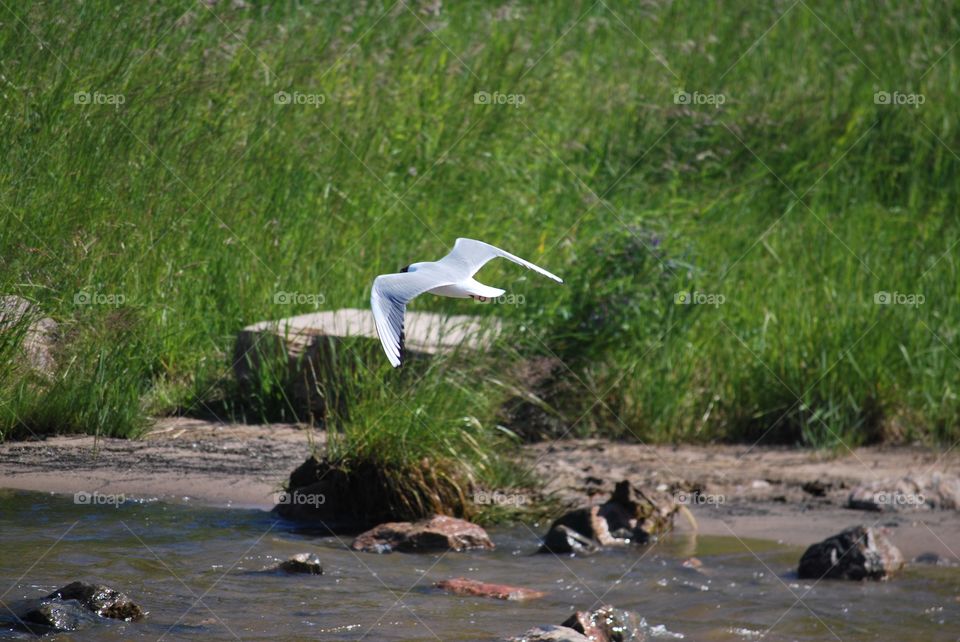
left=2, top=0, right=959, bottom=468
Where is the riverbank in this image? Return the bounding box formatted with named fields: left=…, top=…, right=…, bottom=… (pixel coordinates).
left=1, top=419, right=958, bottom=559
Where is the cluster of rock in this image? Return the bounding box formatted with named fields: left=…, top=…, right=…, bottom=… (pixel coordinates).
left=847, top=473, right=960, bottom=512
left=539, top=480, right=685, bottom=555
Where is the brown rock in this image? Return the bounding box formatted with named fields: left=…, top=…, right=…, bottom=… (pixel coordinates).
left=434, top=577, right=545, bottom=601
left=798, top=525, right=904, bottom=580
left=351, top=515, right=494, bottom=553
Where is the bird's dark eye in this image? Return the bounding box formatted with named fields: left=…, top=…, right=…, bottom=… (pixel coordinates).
left=400, top=265, right=410, bottom=273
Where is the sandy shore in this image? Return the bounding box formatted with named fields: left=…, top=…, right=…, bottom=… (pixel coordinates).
left=1, top=419, right=958, bottom=559
left=0, top=418, right=319, bottom=509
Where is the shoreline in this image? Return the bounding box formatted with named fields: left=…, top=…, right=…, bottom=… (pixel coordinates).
left=1, top=419, right=958, bottom=559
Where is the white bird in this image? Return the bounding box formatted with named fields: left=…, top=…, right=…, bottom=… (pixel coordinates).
left=370, top=238, right=563, bottom=367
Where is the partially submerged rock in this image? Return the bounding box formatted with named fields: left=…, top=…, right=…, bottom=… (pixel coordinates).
left=508, top=625, right=591, bottom=642
left=276, top=553, right=323, bottom=575
left=14, top=581, right=143, bottom=634
left=511, top=605, right=670, bottom=642
left=561, top=605, right=649, bottom=641
left=235, top=308, right=500, bottom=419
left=351, top=515, right=494, bottom=553
left=540, top=480, right=682, bottom=554
left=434, top=577, right=545, bottom=601
left=848, top=473, right=960, bottom=512
left=18, top=599, right=100, bottom=633
left=0, top=295, right=57, bottom=377
left=46, top=581, right=143, bottom=621
left=798, top=525, right=904, bottom=580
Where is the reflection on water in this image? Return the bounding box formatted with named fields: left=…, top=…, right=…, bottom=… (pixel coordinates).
left=0, top=490, right=957, bottom=641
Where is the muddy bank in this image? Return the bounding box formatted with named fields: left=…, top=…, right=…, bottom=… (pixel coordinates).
left=1, top=422, right=958, bottom=558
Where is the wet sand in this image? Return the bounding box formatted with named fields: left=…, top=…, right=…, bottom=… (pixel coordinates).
left=1, top=419, right=958, bottom=559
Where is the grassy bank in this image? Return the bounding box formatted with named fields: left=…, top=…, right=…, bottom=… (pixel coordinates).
left=2, top=0, right=959, bottom=460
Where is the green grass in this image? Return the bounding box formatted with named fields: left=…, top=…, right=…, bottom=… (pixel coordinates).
left=2, top=0, right=959, bottom=463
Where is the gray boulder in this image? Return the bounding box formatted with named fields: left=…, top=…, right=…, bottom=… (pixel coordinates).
left=0, top=295, right=57, bottom=377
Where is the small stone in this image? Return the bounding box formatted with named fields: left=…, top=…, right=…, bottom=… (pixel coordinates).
left=682, top=557, right=703, bottom=570
left=351, top=515, right=494, bottom=553
left=277, top=553, right=323, bottom=575
left=434, top=577, right=545, bottom=601
left=19, top=599, right=99, bottom=633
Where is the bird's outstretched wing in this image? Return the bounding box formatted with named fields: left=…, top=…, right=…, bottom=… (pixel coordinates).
left=370, top=271, right=453, bottom=368
left=438, top=238, right=563, bottom=283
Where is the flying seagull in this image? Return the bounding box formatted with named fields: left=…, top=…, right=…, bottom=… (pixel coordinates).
left=371, top=238, right=563, bottom=367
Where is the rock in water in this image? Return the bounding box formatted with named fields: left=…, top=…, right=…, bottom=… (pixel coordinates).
left=540, top=480, right=679, bottom=554
left=798, top=525, right=904, bottom=580
left=434, top=577, right=545, bottom=600
left=561, top=605, right=648, bottom=641
left=277, top=553, right=324, bottom=575
left=19, top=599, right=100, bottom=633
left=351, top=515, right=494, bottom=553
left=507, top=625, right=591, bottom=641
left=46, top=581, right=144, bottom=620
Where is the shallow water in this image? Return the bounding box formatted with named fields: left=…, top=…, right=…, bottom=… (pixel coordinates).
left=0, top=490, right=957, bottom=641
